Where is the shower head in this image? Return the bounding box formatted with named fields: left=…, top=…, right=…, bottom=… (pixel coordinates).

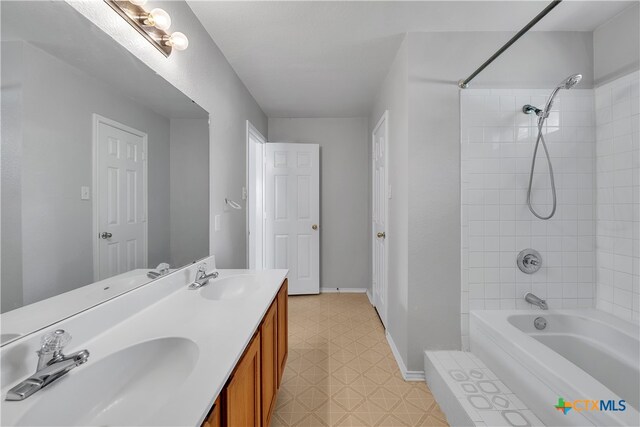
left=537, top=73, right=583, bottom=119
left=522, top=73, right=583, bottom=119
left=558, top=74, right=582, bottom=90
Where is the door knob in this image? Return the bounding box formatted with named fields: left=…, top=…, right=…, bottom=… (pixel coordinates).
left=312, top=224, right=318, bottom=230
left=377, top=232, right=386, bottom=239
left=100, top=232, right=113, bottom=239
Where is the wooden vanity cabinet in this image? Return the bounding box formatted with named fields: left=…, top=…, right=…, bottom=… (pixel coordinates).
left=222, top=332, right=261, bottom=426
left=260, top=300, right=278, bottom=426
left=276, top=280, right=288, bottom=387
left=202, top=396, right=221, bottom=427
left=202, top=279, right=288, bottom=427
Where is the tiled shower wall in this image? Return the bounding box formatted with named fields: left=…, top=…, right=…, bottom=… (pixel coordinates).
left=460, top=89, right=596, bottom=349
left=594, top=71, right=640, bottom=322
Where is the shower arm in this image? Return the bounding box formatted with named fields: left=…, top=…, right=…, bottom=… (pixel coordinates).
left=458, top=0, right=563, bottom=89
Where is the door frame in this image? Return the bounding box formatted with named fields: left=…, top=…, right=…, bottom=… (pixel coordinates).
left=92, top=114, right=148, bottom=281
left=246, top=120, right=267, bottom=269
left=372, top=110, right=389, bottom=326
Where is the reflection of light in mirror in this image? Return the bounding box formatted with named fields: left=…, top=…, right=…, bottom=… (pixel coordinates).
left=129, top=0, right=146, bottom=6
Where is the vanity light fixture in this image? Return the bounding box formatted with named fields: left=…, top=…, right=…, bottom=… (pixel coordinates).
left=163, top=32, right=189, bottom=51
left=142, top=8, right=171, bottom=31
left=105, top=0, right=188, bottom=57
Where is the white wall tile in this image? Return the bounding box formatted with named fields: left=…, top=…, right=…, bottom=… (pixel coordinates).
left=594, top=71, right=640, bottom=323
left=460, top=77, right=639, bottom=349
left=460, top=88, right=597, bottom=348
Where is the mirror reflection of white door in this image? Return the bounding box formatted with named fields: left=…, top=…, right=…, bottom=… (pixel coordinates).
left=93, top=115, right=147, bottom=281
left=372, top=111, right=388, bottom=328
left=265, top=143, right=320, bottom=294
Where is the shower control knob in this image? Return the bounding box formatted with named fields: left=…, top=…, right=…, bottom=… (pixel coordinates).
left=517, top=249, right=541, bottom=274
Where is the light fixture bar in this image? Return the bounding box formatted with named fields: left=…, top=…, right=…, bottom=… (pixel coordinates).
left=105, top=0, right=172, bottom=57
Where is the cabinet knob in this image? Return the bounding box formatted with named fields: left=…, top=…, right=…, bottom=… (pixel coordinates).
left=100, top=232, right=113, bottom=239
left=376, top=232, right=386, bottom=239
left=312, top=224, right=318, bottom=230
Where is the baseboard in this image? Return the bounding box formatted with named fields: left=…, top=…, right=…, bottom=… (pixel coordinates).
left=366, top=289, right=374, bottom=305
left=385, top=331, right=426, bottom=382
left=319, top=287, right=367, bottom=294
left=404, top=370, right=426, bottom=381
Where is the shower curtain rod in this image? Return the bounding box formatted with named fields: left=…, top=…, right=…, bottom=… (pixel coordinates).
left=458, top=0, right=563, bottom=89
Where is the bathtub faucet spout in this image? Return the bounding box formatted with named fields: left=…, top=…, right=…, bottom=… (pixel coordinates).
left=524, top=292, right=548, bottom=310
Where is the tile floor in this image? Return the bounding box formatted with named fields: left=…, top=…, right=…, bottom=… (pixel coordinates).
left=271, top=293, right=449, bottom=426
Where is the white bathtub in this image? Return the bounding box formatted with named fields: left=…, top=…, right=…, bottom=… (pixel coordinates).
left=470, top=309, right=639, bottom=426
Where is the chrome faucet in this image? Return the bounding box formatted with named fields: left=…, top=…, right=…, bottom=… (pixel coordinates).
left=147, top=262, right=171, bottom=279
left=188, top=263, right=219, bottom=289
left=6, top=330, right=89, bottom=401
left=524, top=292, right=548, bottom=310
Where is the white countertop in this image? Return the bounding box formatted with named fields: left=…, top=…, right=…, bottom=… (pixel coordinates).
left=0, top=261, right=288, bottom=426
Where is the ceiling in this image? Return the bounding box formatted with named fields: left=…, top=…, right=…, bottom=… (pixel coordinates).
left=188, top=1, right=635, bottom=118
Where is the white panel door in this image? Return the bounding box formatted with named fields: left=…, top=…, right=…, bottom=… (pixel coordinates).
left=95, top=116, right=147, bottom=280
left=372, top=112, right=388, bottom=327
left=265, top=143, right=320, bottom=295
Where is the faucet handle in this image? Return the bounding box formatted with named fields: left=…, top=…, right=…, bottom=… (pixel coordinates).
left=40, top=330, right=71, bottom=354
left=156, top=263, right=170, bottom=274
left=197, top=263, right=207, bottom=273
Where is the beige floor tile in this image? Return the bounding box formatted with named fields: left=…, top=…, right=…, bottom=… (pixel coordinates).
left=272, top=294, right=448, bottom=426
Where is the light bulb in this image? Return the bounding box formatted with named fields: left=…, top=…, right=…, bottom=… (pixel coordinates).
left=129, top=0, right=147, bottom=6
left=148, top=8, right=171, bottom=31
left=166, top=32, right=189, bottom=51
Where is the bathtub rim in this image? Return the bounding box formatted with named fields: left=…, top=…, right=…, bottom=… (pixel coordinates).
left=470, top=308, right=639, bottom=427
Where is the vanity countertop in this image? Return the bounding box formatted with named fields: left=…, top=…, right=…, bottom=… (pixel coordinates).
left=0, top=263, right=288, bottom=426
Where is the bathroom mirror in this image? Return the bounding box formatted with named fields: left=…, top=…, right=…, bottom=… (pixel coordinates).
left=0, top=1, right=210, bottom=345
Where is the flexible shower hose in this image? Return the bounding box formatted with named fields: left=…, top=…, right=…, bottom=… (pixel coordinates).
left=526, top=117, right=557, bottom=220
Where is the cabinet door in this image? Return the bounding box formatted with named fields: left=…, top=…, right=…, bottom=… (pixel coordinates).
left=260, top=301, right=278, bottom=426
left=277, top=279, right=289, bottom=387
left=223, top=333, right=261, bottom=427
left=201, top=396, right=221, bottom=427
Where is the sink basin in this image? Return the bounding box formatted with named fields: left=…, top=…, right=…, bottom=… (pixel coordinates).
left=199, top=275, right=260, bottom=300
left=16, top=337, right=199, bottom=426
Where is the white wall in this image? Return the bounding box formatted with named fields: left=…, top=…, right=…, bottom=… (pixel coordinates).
left=67, top=0, right=268, bottom=268
left=369, top=37, right=409, bottom=366
left=460, top=88, right=596, bottom=348
left=1, top=40, right=172, bottom=310
left=170, top=118, right=210, bottom=268
left=594, top=71, right=640, bottom=322
left=593, top=2, right=640, bottom=86
left=268, top=118, right=369, bottom=291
